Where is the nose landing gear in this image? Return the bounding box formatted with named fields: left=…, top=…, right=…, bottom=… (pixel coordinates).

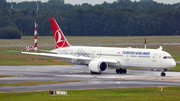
left=161, top=69, right=167, bottom=76
left=161, top=72, right=166, bottom=76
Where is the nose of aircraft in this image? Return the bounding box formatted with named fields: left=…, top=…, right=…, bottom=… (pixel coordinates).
left=169, top=60, right=176, bottom=68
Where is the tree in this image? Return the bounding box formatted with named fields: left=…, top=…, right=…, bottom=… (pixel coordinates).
left=0, top=0, right=7, bottom=8
left=48, top=0, right=64, bottom=5
left=81, top=3, right=92, bottom=9
left=0, top=27, right=21, bottom=39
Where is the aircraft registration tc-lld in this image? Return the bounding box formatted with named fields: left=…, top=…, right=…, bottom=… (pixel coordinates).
left=22, top=18, right=176, bottom=76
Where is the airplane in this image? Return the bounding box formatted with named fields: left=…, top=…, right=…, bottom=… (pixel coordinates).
left=22, top=18, right=176, bottom=76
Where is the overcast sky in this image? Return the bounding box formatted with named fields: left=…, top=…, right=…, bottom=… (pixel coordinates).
left=6, top=0, right=180, bottom=5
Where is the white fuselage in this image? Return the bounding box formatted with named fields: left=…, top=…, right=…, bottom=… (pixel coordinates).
left=51, top=46, right=176, bottom=70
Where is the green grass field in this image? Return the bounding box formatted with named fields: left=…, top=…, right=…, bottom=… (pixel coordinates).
left=0, top=36, right=180, bottom=70
left=0, top=46, right=180, bottom=70
left=0, top=49, right=72, bottom=65
left=0, top=87, right=180, bottom=101
left=0, top=36, right=180, bottom=100
left=1, top=36, right=180, bottom=45
left=0, top=80, right=82, bottom=86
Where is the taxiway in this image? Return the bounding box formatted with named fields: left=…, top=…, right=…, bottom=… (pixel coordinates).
left=0, top=65, right=180, bottom=92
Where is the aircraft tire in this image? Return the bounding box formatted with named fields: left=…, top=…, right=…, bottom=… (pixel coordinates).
left=123, top=69, right=127, bottom=74
left=161, top=72, right=166, bottom=76
left=119, top=68, right=123, bottom=74
left=90, top=71, right=94, bottom=74
left=91, top=71, right=101, bottom=75
left=116, top=69, right=120, bottom=74
left=116, top=68, right=127, bottom=74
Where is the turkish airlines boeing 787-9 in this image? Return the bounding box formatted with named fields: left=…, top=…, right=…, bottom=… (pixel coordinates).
left=22, top=18, right=176, bottom=76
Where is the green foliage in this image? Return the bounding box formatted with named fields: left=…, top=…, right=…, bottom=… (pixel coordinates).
left=0, top=87, right=180, bottom=101
left=1, top=1, right=180, bottom=36
left=0, top=0, right=7, bottom=8
left=5, top=0, right=180, bottom=10
left=48, top=0, right=64, bottom=5
left=0, top=27, right=21, bottom=39
left=0, top=80, right=82, bottom=86
left=0, top=49, right=72, bottom=65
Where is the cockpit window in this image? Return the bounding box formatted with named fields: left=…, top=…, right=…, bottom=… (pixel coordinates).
left=163, top=56, right=173, bottom=59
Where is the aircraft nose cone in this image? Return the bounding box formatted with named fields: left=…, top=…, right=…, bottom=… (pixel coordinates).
left=169, top=60, right=176, bottom=68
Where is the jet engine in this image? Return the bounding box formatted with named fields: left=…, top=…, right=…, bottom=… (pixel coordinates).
left=88, top=60, right=108, bottom=73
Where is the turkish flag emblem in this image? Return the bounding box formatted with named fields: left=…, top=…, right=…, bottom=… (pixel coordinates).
left=55, top=30, right=65, bottom=48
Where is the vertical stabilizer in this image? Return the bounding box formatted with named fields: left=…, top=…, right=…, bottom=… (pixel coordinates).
left=50, top=18, right=70, bottom=48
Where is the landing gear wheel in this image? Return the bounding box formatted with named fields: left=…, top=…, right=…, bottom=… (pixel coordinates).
left=123, top=69, right=127, bottom=74
left=116, top=69, right=120, bottom=74
left=119, top=68, right=123, bottom=74
left=116, top=68, right=127, bottom=74
left=161, top=72, right=166, bottom=76
left=90, top=71, right=101, bottom=75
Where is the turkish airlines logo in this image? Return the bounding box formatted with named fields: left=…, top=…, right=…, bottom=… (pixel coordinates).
left=55, top=29, right=65, bottom=48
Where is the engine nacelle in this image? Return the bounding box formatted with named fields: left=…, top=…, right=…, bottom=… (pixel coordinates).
left=88, top=60, right=108, bottom=73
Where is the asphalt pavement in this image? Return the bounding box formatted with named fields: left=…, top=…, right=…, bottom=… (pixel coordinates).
left=0, top=65, right=180, bottom=92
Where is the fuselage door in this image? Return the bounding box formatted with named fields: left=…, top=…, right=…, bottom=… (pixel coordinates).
left=126, top=54, right=130, bottom=62
left=152, top=53, right=162, bottom=68
left=152, top=54, right=158, bottom=62
left=91, top=51, right=101, bottom=58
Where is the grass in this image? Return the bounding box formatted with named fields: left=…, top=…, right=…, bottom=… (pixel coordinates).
left=1, top=36, right=180, bottom=45
left=0, top=80, right=82, bottom=86
left=0, top=49, right=72, bottom=65
left=0, top=45, right=180, bottom=70
left=0, top=36, right=180, bottom=100
left=0, top=36, right=180, bottom=70
left=0, top=87, right=180, bottom=101
left=0, top=76, right=14, bottom=78
left=169, top=63, right=180, bottom=71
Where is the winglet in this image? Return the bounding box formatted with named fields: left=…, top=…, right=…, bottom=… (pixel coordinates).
left=50, top=18, right=70, bottom=48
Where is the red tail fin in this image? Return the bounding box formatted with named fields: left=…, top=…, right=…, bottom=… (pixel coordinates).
left=50, top=18, right=70, bottom=48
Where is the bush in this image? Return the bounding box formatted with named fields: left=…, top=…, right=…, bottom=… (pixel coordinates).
left=0, top=27, right=21, bottom=39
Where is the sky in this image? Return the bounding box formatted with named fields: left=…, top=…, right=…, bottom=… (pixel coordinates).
left=6, top=0, right=180, bottom=5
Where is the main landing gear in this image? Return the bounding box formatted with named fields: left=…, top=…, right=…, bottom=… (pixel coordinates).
left=116, top=68, right=127, bottom=74
left=90, top=71, right=101, bottom=75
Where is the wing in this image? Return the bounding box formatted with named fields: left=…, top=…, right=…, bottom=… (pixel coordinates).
left=21, top=52, right=119, bottom=65
left=21, top=52, right=91, bottom=61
